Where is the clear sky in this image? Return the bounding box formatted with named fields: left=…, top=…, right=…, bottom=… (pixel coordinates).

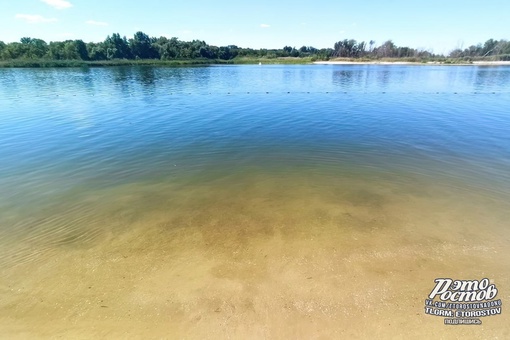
left=1, top=0, right=509, bottom=54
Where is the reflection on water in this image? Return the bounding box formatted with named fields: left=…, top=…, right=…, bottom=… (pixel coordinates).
left=0, top=65, right=510, bottom=338
left=474, top=68, right=510, bottom=90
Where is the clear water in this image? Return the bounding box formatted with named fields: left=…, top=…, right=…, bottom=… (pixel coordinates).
left=1, top=65, right=509, bottom=338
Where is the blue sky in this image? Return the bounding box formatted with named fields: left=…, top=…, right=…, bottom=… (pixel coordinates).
left=2, top=0, right=509, bottom=54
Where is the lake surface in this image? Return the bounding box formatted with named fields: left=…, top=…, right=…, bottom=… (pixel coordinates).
left=1, top=65, right=509, bottom=338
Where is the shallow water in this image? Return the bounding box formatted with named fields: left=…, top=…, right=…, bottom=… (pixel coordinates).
left=0, top=65, right=509, bottom=338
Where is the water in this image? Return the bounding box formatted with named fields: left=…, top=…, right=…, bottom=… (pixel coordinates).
left=0, top=65, right=509, bottom=338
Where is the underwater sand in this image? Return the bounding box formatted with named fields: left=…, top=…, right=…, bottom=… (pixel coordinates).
left=1, top=170, right=509, bottom=339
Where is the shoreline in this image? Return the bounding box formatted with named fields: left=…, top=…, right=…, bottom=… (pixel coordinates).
left=1, top=58, right=510, bottom=68
left=314, top=60, right=510, bottom=66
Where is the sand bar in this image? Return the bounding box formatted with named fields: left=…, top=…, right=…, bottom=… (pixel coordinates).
left=314, top=60, right=510, bottom=66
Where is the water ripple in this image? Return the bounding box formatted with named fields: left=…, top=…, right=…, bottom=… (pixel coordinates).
left=1, top=65, right=509, bottom=267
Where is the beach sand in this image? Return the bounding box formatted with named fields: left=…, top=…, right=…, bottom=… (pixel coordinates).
left=314, top=60, right=510, bottom=66
left=1, top=172, right=509, bottom=339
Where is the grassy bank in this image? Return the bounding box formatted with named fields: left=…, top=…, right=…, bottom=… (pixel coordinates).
left=0, top=58, right=229, bottom=68
left=230, top=57, right=314, bottom=64
left=1, top=56, right=508, bottom=68
left=0, top=57, right=315, bottom=68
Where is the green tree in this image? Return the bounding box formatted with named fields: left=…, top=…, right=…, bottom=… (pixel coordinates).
left=449, top=48, right=463, bottom=58
left=369, top=40, right=375, bottom=53
left=1, top=42, right=25, bottom=59
left=481, top=39, right=498, bottom=57
left=154, top=37, right=182, bottom=59
left=0, top=41, right=5, bottom=58
left=333, top=39, right=360, bottom=57
left=376, top=40, right=396, bottom=58
left=104, top=33, right=131, bottom=59
left=86, top=42, right=107, bottom=60
left=47, top=41, right=65, bottom=59
left=356, top=41, right=366, bottom=57
left=499, top=40, right=510, bottom=54
left=199, top=45, right=218, bottom=59
left=18, top=37, right=49, bottom=59
left=219, top=45, right=240, bottom=59
left=74, top=40, right=89, bottom=60
left=63, top=40, right=80, bottom=59
left=130, top=31, right=157, bottom=59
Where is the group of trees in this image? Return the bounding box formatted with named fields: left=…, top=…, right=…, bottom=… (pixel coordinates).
left=0, top=32, right=334, bottom=61
left=449, top=39, right=510, bottom=60
left=0, top=31, right=509, bottom=62
left=332, top=39, right=433, bottom=59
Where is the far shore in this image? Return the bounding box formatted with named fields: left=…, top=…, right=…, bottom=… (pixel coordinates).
left=314, top=60, right=510, bottom=66
left=1, top=58, right=510, bottom=68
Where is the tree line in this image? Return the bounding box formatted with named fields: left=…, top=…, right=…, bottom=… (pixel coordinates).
left=331, top=38, right=510, bottom=60
left=449, top=39, right=510, bottom=59
left=1, top=31, right=509, bottom=62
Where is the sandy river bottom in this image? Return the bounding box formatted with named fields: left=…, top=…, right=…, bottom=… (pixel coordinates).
left=1, top=171, right=509, bottom=339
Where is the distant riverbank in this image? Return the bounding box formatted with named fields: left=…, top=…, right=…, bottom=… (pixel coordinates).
left=0, top=59, right=222, bottom=68
left=0, top=57, right=313, bottom=68
left=1, top=57, right=510, bottom=68
left=314, top=60, right=510, bottom=66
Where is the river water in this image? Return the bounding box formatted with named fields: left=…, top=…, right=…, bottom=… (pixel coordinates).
left=0, top=65, right=509, bottom=338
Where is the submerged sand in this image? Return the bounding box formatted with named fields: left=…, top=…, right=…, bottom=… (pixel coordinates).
left=0, top=172, right=509, bottom=339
